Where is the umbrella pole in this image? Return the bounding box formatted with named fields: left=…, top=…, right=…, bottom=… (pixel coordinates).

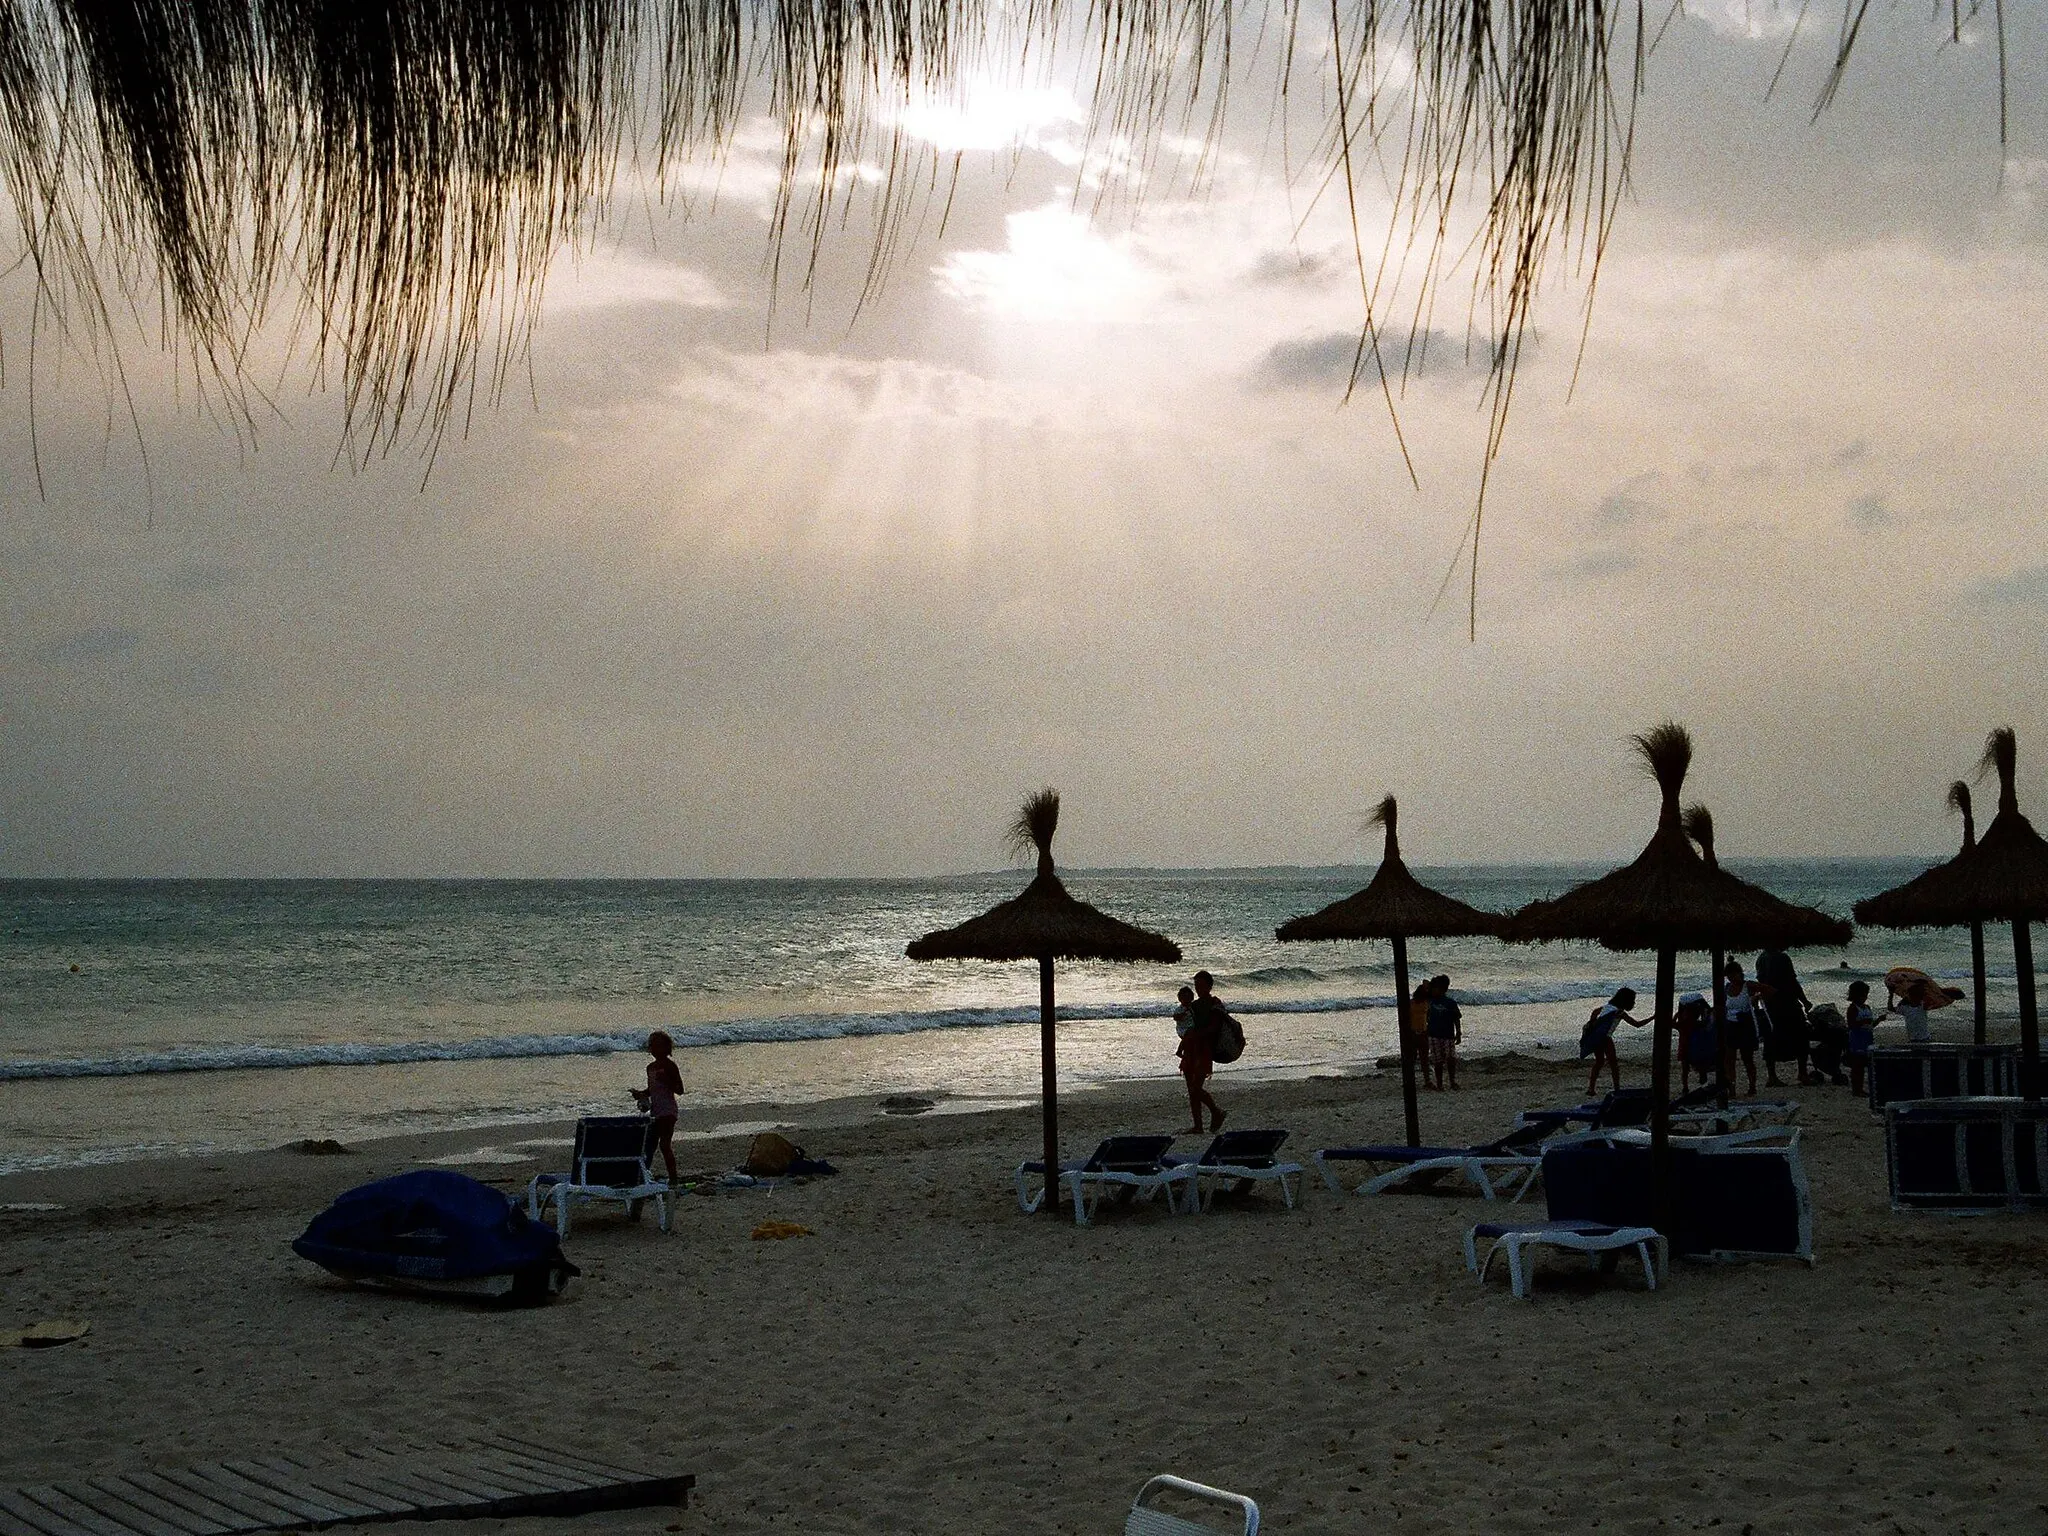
left=1971, top=920, right=1989, bottom=1046
left=1710, top=949, right=1729, bottom=1111
left=1039, top=956, right=1063, bottom=1217
left=2015, top=921, right=2040, bottom=1104
left=1391, top=933, right=1420, bottom=1148
left=1651, top=947, right=1677, bottom=1236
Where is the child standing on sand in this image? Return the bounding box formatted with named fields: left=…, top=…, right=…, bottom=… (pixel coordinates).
left=631, top=1030, right=683, bottom=1183
left=1425, top=975, right=1463, bottom=1090
left=1582, top=987, right=1649, bottom=1097
left=1844, top=980, right=1876, bottom=1097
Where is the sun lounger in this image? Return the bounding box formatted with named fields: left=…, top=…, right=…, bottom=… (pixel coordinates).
left=1514, top=1086, right=1655, bottom=1135
left=1668, top=1096, right=1801, bottom=1133
left=1314, top=1122, right=1547, bottom=1200
left=1125, top=1474, right=1260, bottom=1536
left=1885, top=1096, right=2048, bottom=1211
left=1869, top=1044, right=2018, bottom=1110
left=1463, top=1217, right=1668, bottom=1299
left=526, top=1115, right=670, bottom=1238
left=1163, top=1129, right=1304, bottom=1211
left=1014, top=1135, right=1184, bottom=1224
left=1541, top=1125, right=1813, bottom=1261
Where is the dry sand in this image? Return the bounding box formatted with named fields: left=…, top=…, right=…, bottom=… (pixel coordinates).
left=2, top=1056, right=2042, bottom=1535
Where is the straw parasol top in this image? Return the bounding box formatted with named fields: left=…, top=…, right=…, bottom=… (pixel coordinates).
left=1502, top=723, right=1852, bottom=953
left=1855, top=729, right=2048, bottom=927
left=1275, top=796, right=1504, bottom=942
left=906, top=790, right=1182, bottom=965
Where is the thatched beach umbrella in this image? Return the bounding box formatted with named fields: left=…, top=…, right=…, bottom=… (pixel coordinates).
left=1503, top=724, right=1851, bottom=1230
left=1949, top=781, right=1991, bottom=1046
left=906, top=790, right=1181, bottom=1216
left=1854, top=729, right=2048, bottom=1099
left=1274, top=796, right=1504, bottom=1147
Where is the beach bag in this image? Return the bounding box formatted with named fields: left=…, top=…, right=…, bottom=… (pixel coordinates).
left=1210, top=1010, right=1246, bottom=1064
left=745, top=1132, right=802, bottom=1176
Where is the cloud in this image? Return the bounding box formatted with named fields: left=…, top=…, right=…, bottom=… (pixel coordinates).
left=1244, top=248, right=1341, bottom=288
left=1848, top=493, right=1893, bottom=529
left=1250, top=327, right=1488, bottom=390
left=1593, top=472, right=1665, bottom=528
left=1976, top=566, right=2048, bottom=605
left=33, top=626, right=141, bottom=667
left=1550, top=549, right=1642, bottom=583
left=543, top=250, right=725, bottom=314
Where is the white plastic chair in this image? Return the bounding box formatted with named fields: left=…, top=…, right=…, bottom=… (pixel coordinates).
left=526, top=1116, right=670, bottom=1237
left=1125, top=1475, right=1259, bottom=1536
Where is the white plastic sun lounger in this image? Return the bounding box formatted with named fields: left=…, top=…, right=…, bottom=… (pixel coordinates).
left=1164, top=1129, right=1304, bottom=1212
left=527, top=1115, right=671, bottom=1237
left=1463, top=1217, right=1668, bottom=1300
left=1314, top=1136, right=1544, bottom=1201
left=1014, top=1135, right=1186, bottom=1224
left=1125, top=1475, right=1260, bottom=1536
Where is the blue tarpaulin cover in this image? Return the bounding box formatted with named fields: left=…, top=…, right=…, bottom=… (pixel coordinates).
left=293, top=1169, right=575, bottom=1287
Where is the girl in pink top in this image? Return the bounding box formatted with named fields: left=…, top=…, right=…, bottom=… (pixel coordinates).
left=631, top=1030, right=683, bottom=1182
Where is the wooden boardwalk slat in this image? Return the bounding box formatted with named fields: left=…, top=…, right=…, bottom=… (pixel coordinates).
left=10, top=1490, right=131, bottom=1536
left=214, top=1466, right=379, bottom=1523
left=81, top=1479, right=230, bottom=1536
left=460, top=1443, right=603, bottom=1491
left=479, top=1436, right=644, bottom=1484
left=358, top=1456, right=528, bottom=1506
left=0, top=1491, right=98, bottom=1536
left=238, top=1465, right=409, bottom=1521
left=454, top=1449, right=590, bottom=1496
left=50, top=1484, right=190, bottom=1536
left=110, top=1476, right=255, bottom=1536
left=186, top=1468, right=347, bottom=1529
left=7, top=1442, right=692, bottom=1534
left=147, top=1472, right=298, bottom=1531
left=319, top=1459, right=475, bottom=1516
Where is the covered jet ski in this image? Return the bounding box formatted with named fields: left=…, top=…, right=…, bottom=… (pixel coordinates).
left=294, top=1169, right=578, bottom=1305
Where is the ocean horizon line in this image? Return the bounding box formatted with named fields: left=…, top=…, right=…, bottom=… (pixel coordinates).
left=0, top=853, right=1941, bottom=886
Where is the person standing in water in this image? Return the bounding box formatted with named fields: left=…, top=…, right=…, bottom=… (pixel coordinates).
left=1175, top=973, right=1227, bottom=1134
left=630, top=1030, right=683, bottom=1183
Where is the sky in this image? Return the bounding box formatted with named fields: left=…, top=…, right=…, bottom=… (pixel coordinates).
left=4, top=1, right=2047, bottom=877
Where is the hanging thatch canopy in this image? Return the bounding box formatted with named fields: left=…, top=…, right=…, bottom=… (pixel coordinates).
left=1276, top=794, right=1503, bottom=1146
left=1854, top=733, right=2048, bottom=928
left=1504, top=725, right=1852, bottom=954
left=1855, top=729, right=2048, bottom=1096
left=0, top=0, right=1991, bottom=467
left=907, top=789, right=1180, bottom=1216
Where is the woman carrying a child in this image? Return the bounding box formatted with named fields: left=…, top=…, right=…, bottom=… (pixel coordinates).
left=1173, top=973, right=1227, bottom=1134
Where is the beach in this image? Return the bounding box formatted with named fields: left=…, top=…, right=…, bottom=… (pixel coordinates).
left=4, top=1056, right=2041, bottom=1535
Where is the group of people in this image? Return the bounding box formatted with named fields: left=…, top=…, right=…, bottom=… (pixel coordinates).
left=1586, top=950, right=1962, bottom=1099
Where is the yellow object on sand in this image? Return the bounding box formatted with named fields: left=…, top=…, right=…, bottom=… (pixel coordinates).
left=751, top=1221, right=812, bottom=1241
left=8, top=1319, right=89, bottom=1348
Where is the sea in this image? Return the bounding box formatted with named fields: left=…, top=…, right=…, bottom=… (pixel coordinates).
left=0, top=861, right=2013, bottom=1173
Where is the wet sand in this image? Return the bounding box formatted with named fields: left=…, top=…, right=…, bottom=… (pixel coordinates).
left=1, top=1055, right=2040, bottom=1535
